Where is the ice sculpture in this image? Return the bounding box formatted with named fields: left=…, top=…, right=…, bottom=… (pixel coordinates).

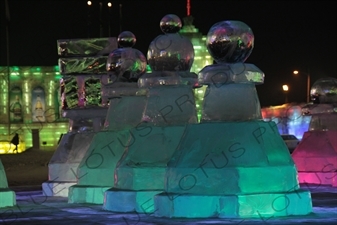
left=152, top=20, right=312, bottom=218
left=42, top=37, right=117, bottom=197
left=0, top=159, right=16, bottom=207
left=102, top=14, right=198, bottom=211
left=68, top=31, right=149, bottom=204
left=292, top=78, right=337, bottom=187
left=310, top=77, right=337, bottom=104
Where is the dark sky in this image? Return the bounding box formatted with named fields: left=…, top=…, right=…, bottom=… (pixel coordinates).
left=1, top=0, right=336, bottom=107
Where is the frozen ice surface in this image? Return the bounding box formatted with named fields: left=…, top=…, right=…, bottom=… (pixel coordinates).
left=201, top=83, right=262, bottom=121
left=164, top=121, right=297, bottom=195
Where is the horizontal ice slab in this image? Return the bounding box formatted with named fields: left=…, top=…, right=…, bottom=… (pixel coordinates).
left=57, top=37, right=117, bottom=56
left=154, top=189, right=312, bottom=218
left=103, top=189, right=161, bottom=213
left=58, top=56, right=108, bottom=74
left=198, top=63, right=264, bottom=85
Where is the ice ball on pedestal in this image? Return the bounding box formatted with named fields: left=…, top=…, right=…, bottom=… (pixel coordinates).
left=147, top=14, right=194, bottom=72
left=106, top=31, right=147, bottom=82
left=117, top=31, right=136, bottom=48
left=206, top=20, right=254, bottom=64
left=310, top=77, right=337, bottom=103
left=160, top=14, right=182, bottom=33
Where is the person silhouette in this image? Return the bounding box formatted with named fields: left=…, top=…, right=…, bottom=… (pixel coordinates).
left=10, top=133, right=19, bottom=153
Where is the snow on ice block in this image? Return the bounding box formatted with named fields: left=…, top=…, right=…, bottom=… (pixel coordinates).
left=153, top=189, right=312, bottom=218
left=103, top=189, right=161, bottom=213
left=165, top=121, right=296, bottom=195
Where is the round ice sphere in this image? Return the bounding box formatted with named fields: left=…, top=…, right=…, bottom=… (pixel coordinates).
left=106, top=48, right=147, bottom=82
left=117, top=31, right=136, bottom=48
left=147, top=14, right=194, bottom=72
left=147, top=33, right=194, bottom=71
left=311, top=77, right=337, bottom=103
left=206, top=20, right=254, bottom=63
left=160, top=14, right=182, bottom=33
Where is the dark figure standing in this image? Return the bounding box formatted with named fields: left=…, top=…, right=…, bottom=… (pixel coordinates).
left=10, top=133, right=19, bottom=153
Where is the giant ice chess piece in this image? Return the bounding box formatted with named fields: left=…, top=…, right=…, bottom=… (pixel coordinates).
left=68, top=31, right=148, bottom=204
left=292, top=77, right=337, bottom=187
left=153, top=20, right=313, bottom=218
left=42, top=37, right=117, bottom=197
left=102, top=14, right=199, bottom=212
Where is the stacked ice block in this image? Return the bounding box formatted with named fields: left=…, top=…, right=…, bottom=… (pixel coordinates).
left=42, top=37, right=117, bottom=197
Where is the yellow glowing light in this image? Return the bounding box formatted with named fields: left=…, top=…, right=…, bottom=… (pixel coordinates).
left=282, top=84, right=289, bottom=92
left=87, top=1, right=92, bottom=6
left=108, top=2, right=112, bottom=7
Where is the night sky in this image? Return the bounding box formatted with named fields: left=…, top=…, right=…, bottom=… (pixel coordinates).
left=0, top=0, right=336, bottom=107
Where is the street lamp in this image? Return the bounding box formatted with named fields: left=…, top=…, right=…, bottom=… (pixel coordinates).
left=282, top=84, right=289, bottom=103
left=293, top=69, right=311, bottom=103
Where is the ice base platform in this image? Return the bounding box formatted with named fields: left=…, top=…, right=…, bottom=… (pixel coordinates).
left=0, top=188, right=16, bottom=207
left=1, top=159, right=16, bottom=207
left=153, top=189, right=312, bottom=218
left=68, top=185, right=111, bottom=204
left=103, top=188, right=162, bottom=213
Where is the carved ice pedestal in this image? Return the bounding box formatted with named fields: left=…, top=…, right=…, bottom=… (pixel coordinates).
left=42, top=108, right=107, bottom=197
left=292, top=114, right=337, bottom=187
left=70, top=83, right=198, bottom=204
left=0, top=159, right=16, bottom=207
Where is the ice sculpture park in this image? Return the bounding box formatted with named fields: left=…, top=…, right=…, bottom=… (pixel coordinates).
left=41, top=14, right=313, bottom=218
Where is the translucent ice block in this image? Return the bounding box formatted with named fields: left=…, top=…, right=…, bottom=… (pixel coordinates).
left=114, top=126, right=186, bottom=190
left=165, top=121, right=296, bottom=195
left=202, top=83, right=262, bottom=121
left=57, top=37, right=117, bottom=57
left=58, top=56, right=108, bottom=75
